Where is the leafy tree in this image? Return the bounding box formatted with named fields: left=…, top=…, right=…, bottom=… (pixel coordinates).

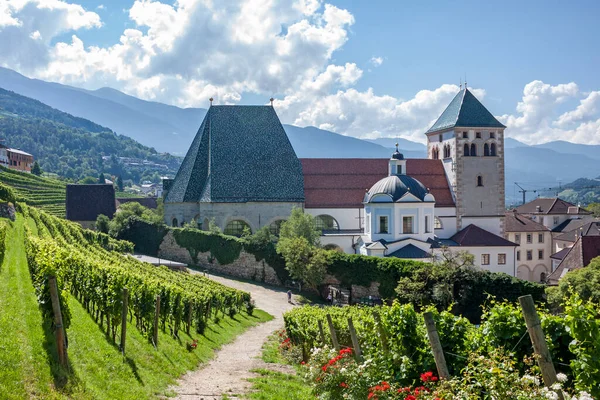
left=208, top=218, right=221, bottom=234
left=31, top=161, right=42, bottom=176
left=278, top=207, right=321, bottom=247
left=116, top=175, right=124, bottom=191
left=547, top=256, right=600, bottom=310
left=80, top=176, right=97, bottom=184
left=587, top=202, right=600, bottom=217
left=277, top=208, right=327, bottom=290
left=95, top=214, right=110, bottom=233
left=98, top=172, right=106, bottom=184
left=108, top=202, right=162, bottom=237
left=276, top=236, right=328, bottom=290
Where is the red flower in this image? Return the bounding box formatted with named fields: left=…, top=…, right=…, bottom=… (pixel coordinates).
left=420, top=371, right=437, bottom=383
left=339, top=382, right=348, bottom=388
left=404, top=396, right=416, bottom=400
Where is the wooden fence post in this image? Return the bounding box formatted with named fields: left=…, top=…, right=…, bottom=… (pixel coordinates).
left=347, top=317, right=363, bottom=362
left=153, top=295, right=161, bottom=347
left=48, top=276, right=68, bottom=368
left=423, top=312, right=450, bottom=379
left=186, top=301, right=193, bottom=335
left=519, top=295, right=563, bottom=399
left=373, top=311, right=389, bottom=354
left=120, top=288, right=128, bottom=354
left=317, top=320, right=326, bottom=345
left=326, top=314, right=340, bottom=351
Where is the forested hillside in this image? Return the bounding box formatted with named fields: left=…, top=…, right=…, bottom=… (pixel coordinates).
left=0, top=88, right=181, bottom=182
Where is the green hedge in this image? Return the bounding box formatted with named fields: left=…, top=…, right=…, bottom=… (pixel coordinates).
left=0, top=183, right=17, bottom=203
left=0, top=221, right=7, bottom=266
left=326, top=252, right=428, bottom=298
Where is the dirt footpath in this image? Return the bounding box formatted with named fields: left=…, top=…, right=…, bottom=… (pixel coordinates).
left=171, top=272, right=295, bottom=399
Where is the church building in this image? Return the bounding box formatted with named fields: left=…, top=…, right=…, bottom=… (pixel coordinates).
left=164, top=88, right=518, bottom=276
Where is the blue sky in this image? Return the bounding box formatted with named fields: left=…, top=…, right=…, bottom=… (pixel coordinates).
left=2, top=0, right=600, bottom=144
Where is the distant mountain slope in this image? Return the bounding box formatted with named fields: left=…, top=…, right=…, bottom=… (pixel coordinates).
left=365, top=137, right=427, bottom=153
left=0, top=88, right=180, bottom=182
left=533, top=140, right=600, bottom=161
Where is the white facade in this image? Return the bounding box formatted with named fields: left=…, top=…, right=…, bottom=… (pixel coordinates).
left=506, top=231, right=552, bottom=282
left=435, top=246, right=515, bottom=276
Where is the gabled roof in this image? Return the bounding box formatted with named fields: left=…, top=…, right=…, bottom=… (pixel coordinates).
left=550, top=247, right=571, bottom=261
left=555, top=221, right=600, bottom=242
left=515, top=198, right=591, bottom=215
left=301, top=158, right=454, bottom=208
left=66, top=184, right=116, bottom=222
left=426, top=88, right=506, bottom=134
left=450, top=224, right=517, bottom=247
left=387, top=244, right=431, bottom=259
left=166, top=105, right=304, bottom=203
left=552, top=218, right=595, bottom=233
left=547, top=236, right=600, bottom=284
left=504, top=212, right=550, bottom=232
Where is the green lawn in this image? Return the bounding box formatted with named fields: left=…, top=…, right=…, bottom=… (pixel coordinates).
left=245, top=333, right=312, bottom=400
left=0, top=214, right=273, bottom=399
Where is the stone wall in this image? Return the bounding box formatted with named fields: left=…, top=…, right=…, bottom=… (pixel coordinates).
left=0, top=202, right=15, bottom=221
left=157, top=231, right=282, bottom=285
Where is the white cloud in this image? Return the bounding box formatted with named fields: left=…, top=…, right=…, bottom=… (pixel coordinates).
left=1, top=1, right=599, bottom=146
left=498, top=81, right=600, bottom=145
left=370, top=56, right=383, bottom=67
left=96, top=4, right=105, bottom=10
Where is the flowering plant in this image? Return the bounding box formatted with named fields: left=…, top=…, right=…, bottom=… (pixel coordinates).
left=186, top=339, right=198, bottom=351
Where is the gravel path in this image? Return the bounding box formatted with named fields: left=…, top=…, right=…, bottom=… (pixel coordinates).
left=171, top=272, right=295, bottom=399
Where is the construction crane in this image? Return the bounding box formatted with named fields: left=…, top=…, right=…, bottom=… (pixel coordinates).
left=514, top=182, right=537, bottom=205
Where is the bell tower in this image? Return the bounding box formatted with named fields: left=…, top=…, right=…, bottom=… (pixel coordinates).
left=425, top=88, right=506, bottom=236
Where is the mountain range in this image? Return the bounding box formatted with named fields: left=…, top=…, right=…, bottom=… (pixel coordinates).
left=1, top=66, right=600, bottom=204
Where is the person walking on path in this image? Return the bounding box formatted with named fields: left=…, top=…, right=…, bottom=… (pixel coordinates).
left=287, top=290, right=292, bottom=303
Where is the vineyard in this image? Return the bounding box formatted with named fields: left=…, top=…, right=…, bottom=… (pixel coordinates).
left=282, top=299, right=600, bottom=399
left=23, top=205, right=253, bottom=344
left=0, top=166, right=66, bottom=217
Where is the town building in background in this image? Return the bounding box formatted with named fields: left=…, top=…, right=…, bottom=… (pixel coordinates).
left=0, top=142, right=34, bottom=172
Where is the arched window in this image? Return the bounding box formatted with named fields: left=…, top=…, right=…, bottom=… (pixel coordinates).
left=224, top=220, right=251, bottom=236
left=434, top=216, right=443, bottom=229
left=269, top=219, right=285, bottom=236
left=315, top=215, right=339, bottom=232
left=484, top=143, right=490, bottom=156
left=477, top=175, right=483, bottom=187
left=490, top=143, right=497, bottom=156
left=444, top=144, right=450, bottom=158
left=432, top=146, right=439, bottom=160
left=470, top=143, right=477, bottom=156
left=540, top=272, right=547, bottom=283
left=172, top=218, right=178, bottom=227
left=463, top=143, right=470, bottom=157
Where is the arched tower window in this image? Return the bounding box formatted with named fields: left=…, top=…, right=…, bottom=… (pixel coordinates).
left=172, top=218, right=178, bottom=227
left=434, top=216, right=443, bottom=229
left=269, top=219, right=285, bottom=236
left=224, top=220, right=251, bottom=236
left=490, top=143, right=497, bottom=156
left=484, top=143, right=490, bottom=156
left=463, top=143, right=470, bottom=157
left=477, top=176, right=483, bottom=187
left=470, top=143, right=477, bottom=156
left=315, top=215, right=339, bottom=232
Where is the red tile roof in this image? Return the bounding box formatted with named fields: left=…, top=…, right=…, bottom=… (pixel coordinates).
left=300, top=158, right=455, bottom=209
left=515, top=198, right=591, bottom=215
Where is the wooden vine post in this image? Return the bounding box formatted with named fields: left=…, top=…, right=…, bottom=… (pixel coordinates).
left=347, top=317, right=363, bottom=362
left=48, top=276, right=68, bottom=368
left=186, top=301, right=193, bottom=335
left=423, top=312, right=450, bottom=379
left=518, top=295, right=563, bottom=399
left=120, top=288, right=128, bottom=354
left=317, top=320, right=326, bottom=345
left=326, top=314, right=340, bottom=351
left=373, top=311, right=389, bottom=354
left=153, top=295, right=161, bottom=347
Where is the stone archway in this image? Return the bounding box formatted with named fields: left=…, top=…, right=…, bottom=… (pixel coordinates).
left=517, top=265, right=531, bottom=281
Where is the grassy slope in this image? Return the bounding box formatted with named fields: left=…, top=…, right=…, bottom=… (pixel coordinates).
left=245, top=334, right=312, bottom=400
left=0, top=213, right=273, bottom=399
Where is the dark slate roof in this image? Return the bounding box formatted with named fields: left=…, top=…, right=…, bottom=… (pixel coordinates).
left=426, top=88, right=506, bottom=134
left=166, top=106, right=304, bottom=203
left=504, top=212, right=549, bottom=232
left=450, top=224, right=517, bottom=247
left=515, top=198, right=591, bottom=215
left=547, top=236, right=600, bottom=284
left=550, top=247, right=571, bottom=261
left=365, top=174, right=430, bottom=202
left=555, top=221, right=600, bottom=242
left=387, top=244, right=431, bottom=259
left=301, top=158, right=454, bottom=208
left=66, top=184, right=116, bottom=222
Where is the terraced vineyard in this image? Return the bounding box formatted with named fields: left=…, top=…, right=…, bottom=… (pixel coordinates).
left=0, top=166, right=66, bottom=217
